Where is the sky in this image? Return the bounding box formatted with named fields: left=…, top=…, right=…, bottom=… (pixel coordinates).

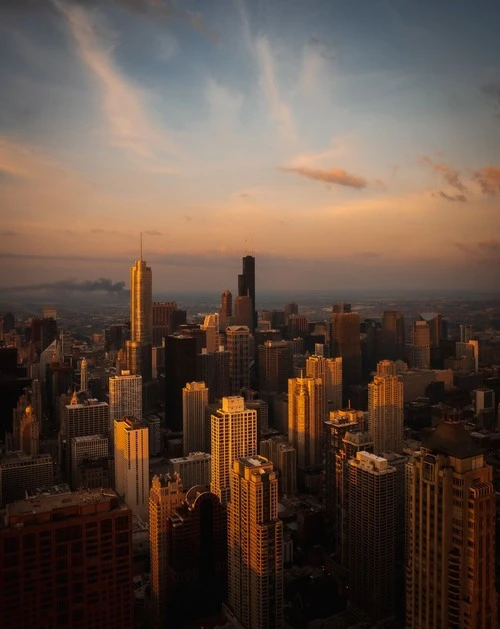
left=0, top=0, right=500, bottom=294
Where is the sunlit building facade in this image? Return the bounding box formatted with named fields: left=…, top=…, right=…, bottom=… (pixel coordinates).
left=226, top=456, right=283, bottom=629
left=288, top=376, right=324, bottom=468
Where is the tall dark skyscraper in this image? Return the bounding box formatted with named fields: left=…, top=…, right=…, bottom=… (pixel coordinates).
left=164, top=334, right=197, bottom=431
left=381, top=310, right=405, bottom=361
left=237, top=254, right=256, bottom=331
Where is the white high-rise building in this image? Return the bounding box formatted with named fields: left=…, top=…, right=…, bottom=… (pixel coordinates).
left=109, top=371, right=142, bottom=429
left=306, top=355, right=343, bottom=413
left=210, top=396, right=257, bottom=505
left=368, top=360, right=404, bottom=455
left=226, top=456, right=283, bottom=629
left=114, top=417, right=149, bottom=521
left=182, top=381, right=209, bottom=455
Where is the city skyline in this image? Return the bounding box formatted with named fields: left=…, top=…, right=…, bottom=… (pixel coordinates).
left=1, top=0, right=500, bottom=291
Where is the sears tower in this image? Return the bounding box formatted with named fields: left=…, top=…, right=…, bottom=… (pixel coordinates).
left=238, top=254, right=256, bottom=331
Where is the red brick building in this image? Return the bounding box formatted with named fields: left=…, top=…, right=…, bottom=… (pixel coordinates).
left=0, top=488, right=134, bottom=629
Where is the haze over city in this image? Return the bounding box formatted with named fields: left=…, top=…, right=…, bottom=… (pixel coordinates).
left=1, top=0, right=500, bottom=291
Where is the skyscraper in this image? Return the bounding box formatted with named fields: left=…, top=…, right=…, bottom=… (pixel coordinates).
left=12, top=394, right=39, bottom=455
left=408, top=320, right=431, bottom=369
left=0, top=489, right=134, bottom=629
left=226, top=456, right=283, bottom=629
left=210, top=396, right=257, bottom=505
left=368, top=360, right=404, bottom=455
left=331, top=310, right=361, bottom=389
left=114, top=417, right=149, bottom=521
left=322, top=410, right=361, bottom=523
left=238, top=254, right=256, bottom=331
left=381, top=309, right=405, bottom=361
left=233, top=295, right=254, bottom=330
left=346, top=452, right=397, bottom=624
left=288, top=376, right=324, bottom=468
left=128, top=253, right=153, bottom=381
left=406, top=420, right=496, bottom=628
left=220, top=289, right=233, bottom=330
left=182, top=381, right=209, bottom=455
left=80, top=356, right=88, bottom=392
left=109, top=371, right=142, bottom=425
left=305, top=355, right=343, bottom=413
left=226, top=325, right=250, bottom=395
left=152, top=301, right=186, bottom=346
left=0, top=452, right=54, bottom=508
left=258, top=340, right=293, bottom=394
left=149, top=473, right=185, bottom=628
left=162, top=487, right=228, bottom=626
left=164, top=334, right=197, bottom=431
left=59, top=398, right=109, bottom=486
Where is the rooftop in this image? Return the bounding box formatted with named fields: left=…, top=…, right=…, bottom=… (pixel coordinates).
left=424, top=420, right=483, bottom=459
left=4, top=488, right=124, bottom=521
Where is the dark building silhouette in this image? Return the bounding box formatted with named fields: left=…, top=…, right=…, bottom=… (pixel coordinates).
left=331, top=310, right=361, bottom=391
left=284, top=302, right=298, bottom=319
left=258, top=340, right=293, bottom=394
left=164, top=335, right=197, bottom=431
left=238, top=255, right=256, bottom=331
left=152, top=302, right=186, bottom=346
left=41, top=317, right=58, bottom=352
left=219, top=290, right=232, bottom=330
left=2, top=312, right=15, bottom=333
left=196, top=349, right=231, bottom=403
left=0, top=489, right=134, bottom=629
left=164, top=488, right=227, bottom=625
left=381, top=310, right=405, bottom=361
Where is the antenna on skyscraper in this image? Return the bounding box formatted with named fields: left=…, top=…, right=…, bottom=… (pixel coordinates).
left=244, top=238, right=247, bottom=256
left=140, top=232, right=143, bottom=261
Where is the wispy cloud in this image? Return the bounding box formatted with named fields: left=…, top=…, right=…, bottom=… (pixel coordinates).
left=55, top=1, right=174, bottom=167
left=420, top=155, right=468, bottom=192
left=472, top=167, right=500, bottom=196
left=237, top=0, right=296, bottom=143
left=434, top=191, right=468, bottom=203
left=255, top=37, right=296, bottom=143
left=0, top=230, right=19, bottom=237
left=145, top=229, right=162, bottom=236
left=455, top=239, right=500, bottom=262
left=280, top=165, right=367, bottom=190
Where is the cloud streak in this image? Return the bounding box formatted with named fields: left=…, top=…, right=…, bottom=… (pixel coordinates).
left=472, top=167, right=500, bottom=196
left=280, top=165, right=367, bottom=189
left=435, top=191, right=468, bottom=203
left=255, top=37, right=297, bottom=143
left=420, top=156, right=468, bottom=193
left=237, top=0, right=296, bottom=143
left=55, top=1, right=174, bottom=165
left=455, top=239, right=500, bottom=263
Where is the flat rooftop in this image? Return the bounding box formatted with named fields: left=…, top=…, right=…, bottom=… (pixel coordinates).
left=5, top=488, right=124, bottom=519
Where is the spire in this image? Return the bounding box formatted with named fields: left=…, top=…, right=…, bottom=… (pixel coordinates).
left=70, top=388, right=78, bottom=405
left=140, top=232, right=143, bottom=261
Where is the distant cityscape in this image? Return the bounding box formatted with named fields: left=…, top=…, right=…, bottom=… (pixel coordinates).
left=0, top=249, right=499, bottom=629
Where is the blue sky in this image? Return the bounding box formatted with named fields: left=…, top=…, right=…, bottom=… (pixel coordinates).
left=0, top=0, right=499, bottom=292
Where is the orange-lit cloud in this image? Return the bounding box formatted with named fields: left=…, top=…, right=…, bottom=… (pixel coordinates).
left=280, top=165, right=367, bottom=189
left=472, top=166, right=500, bottom=196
